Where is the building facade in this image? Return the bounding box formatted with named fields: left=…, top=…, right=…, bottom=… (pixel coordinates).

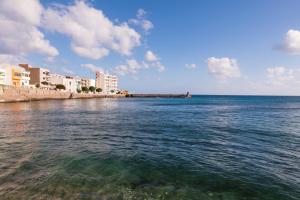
left=96, top=71, right=118, bottom=94
left=81, top=78, right=96, bottom=88
left=63, top=76, right=77, bottom=92
left=0, top=68, right=5, bottom=85
left=21, top=70, right=30, bottom=86
left=50, top=73, right=65, bottom=86
left=19, top=64, right=51, bottom=87
left=0, top=64, right=12, bottom=86
left=105, top=74, right=118, bottom=93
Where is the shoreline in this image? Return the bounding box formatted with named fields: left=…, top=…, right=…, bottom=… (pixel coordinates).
left=0, top=94, right=126, bottom=103
left=0, top=94, right=188, bottom=103
left=0, top=85, right=189, bottom=103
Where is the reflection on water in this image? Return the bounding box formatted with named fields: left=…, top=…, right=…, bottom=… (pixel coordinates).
left=0, top=97, right=299, bottom=199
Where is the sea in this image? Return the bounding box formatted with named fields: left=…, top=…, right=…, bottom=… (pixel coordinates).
left=0, top=96, right=299, bottom=200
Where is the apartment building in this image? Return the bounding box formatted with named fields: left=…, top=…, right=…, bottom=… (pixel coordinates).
left=12, top=65, right=30, bottom=87
left=50, top=73, right=65, bottom=85
left=19, top=64, right=51, bottom=87
left=96, top=71, right=118, bottom=94
left=62, top=76, right=82, bottom=92
left=21, top=70, right=30, bottom=87
left=105, top=74, right=118, bottom=93
left=0, top=64, right=12, bottom=85
left=81, top=78, right=96, bottom=88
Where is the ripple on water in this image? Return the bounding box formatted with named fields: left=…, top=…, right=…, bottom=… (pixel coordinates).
left=0, top=97, right=299, bottom=199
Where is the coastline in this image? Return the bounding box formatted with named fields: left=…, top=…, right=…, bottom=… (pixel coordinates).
left=0, top=85, right=188, bottom=103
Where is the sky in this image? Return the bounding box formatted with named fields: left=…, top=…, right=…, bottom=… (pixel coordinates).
left=1, top=0, right=300, bottom=95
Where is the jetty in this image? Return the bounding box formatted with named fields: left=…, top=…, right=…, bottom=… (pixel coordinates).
left=127, top=93, right=190, bottom=98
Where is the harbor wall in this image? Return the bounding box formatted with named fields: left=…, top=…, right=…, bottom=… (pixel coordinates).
left=0, top=85, right=124, bottom=103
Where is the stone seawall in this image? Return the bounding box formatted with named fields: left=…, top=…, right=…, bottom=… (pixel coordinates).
left=0, top=85, right=124, bottom=103
left=128, top=94, right=188, bottom=98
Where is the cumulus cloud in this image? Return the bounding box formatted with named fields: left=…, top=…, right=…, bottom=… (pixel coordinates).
left=113, top=59, right=142, bottom=76
left=207, top=57, right=241, bottom=80
left=81, top=64, right=104, bottom=73
left=113, top=56, right=165, bottom=76
left=129, top=9, right=154, bottom=33
left=0, top=0, right=59, bottom=60
left=151, top=61, right=165, bottom=72
left=145, top=50, right=158, bottom=62
left=62, top=67, right=74, bottom=75
left=266, top=66, right=300, bottom=85
left=185, top=63, right=197, bottom=69
left=277, top=29, right=300, bottom=55
left=144, top=50, right=165, bottom=72
left=42, top=1, right=141, bottom=60
left=0, top=55, right=26, bottom=65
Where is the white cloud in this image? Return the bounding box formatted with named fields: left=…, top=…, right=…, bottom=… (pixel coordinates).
left=145, top=50, right=158, bottom=62
left=113, top=59, right=142, bottom=76
left=137, top=9, right=147, bottom=19
left=266, top=66, right=299, bottom=85
left=185, top=63, right=197, bottom=69
left=278, top=29, right=300, bottom=55
left=0, top=0, right=59, bottom=59
left=151, top=61, right=165, bottom=72
left=144, top=50, right=165, bottom=72
left=207, top=57, right=241, bottom=80
left=81, top=64, right=104, bottom=73
left=42, top=1, right=141, bottom=59
left=62, top=67, right=74, bottom=75
left=0, top=55, right=26, bottom=65
left=129, top=8, right=154, bottom=33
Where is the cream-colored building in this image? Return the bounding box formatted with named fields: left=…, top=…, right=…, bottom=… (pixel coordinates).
left=50, top=73, right=65, bottom=86
left=81, top=78, right=96, bottom=88
left=96, top=71, right=118, bottom=94
left=63, top=76, right=77, bottom=92
left=21, top=70, right=30, bottom=87
left=0, top=64, right=12, bottom=86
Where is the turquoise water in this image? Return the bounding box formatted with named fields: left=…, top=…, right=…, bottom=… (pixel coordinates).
left=0, top=96, right=299, bottom=199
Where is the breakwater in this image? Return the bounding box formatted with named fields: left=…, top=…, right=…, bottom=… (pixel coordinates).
left=0, top=85, right=124, bottom=103
left=127, top=94, right=188, bottom=98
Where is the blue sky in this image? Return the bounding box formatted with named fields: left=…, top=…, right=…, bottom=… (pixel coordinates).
left=1, top=0, right=300, bottom=95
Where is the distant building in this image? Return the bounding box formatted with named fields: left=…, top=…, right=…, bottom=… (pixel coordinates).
left=90, top=79, right=96, bottom=87
left=74, top=76, right=82, bottom=91
left=11, top=65, right=30, bottom=87
left=63, top=76, right=77, bottom=92
left=96, top=71, right=118, bottom=94
left=61, top=76, right=81, bottom=92
left=21, top=70, right=30, bottom=87
left=19, top=64, right=50, bottom=87
left=81, top=78, right=96, bottom=88
left=50, top=73, right=64, bottom=86
left=105, top=74, right=118, bottom=93
left=0, top=68, right=5, bottom=85
left=0, top=64, right=12, bottom=86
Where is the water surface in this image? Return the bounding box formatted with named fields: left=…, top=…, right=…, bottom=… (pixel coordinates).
left=0, top=96, right=299, bottom=199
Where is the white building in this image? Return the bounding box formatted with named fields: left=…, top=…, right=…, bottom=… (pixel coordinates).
left=21, top=70, right=30, bottom=87
left=0, top=68, right=5, bottom=85
left=105, top=74, right=118, bottom=93
left=96, top=71, right=118, bottom=94
left=74, top=76, right=82, bottom=91
left=90, top=79, right=96, bottom=87
left=0, top=64, right=12, bottom=85
left=63, top=76, right=77, bottom=92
